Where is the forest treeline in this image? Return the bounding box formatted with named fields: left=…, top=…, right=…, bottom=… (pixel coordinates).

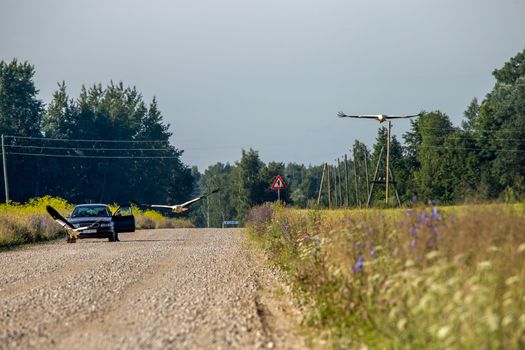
left=0, top=60, right=193, bottom=205
left=1, top=48, right=524, bottom=226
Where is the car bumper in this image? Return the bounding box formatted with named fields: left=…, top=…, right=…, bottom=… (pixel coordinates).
left=77, top=227, right=114, bottom=239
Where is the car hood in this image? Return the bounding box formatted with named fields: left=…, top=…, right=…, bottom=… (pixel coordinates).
left=69, top=217, right=112, bottom=226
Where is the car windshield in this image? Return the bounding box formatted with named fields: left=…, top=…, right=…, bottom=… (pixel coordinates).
left=71, top=206, right=110, bottom=218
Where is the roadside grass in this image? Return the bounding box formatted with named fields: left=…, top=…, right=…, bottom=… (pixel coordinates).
left=0, top=196, right=193, bottom=248
left=133, top=209, right=194, bottom=230
left=0, top=196, right=71, bottom=248
left=247, top=203, right=525, bottom=349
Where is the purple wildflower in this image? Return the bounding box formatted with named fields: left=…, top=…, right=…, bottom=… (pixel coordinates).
left=409, top=226, right=418, bottom=236
left=410, top=239, right=417, bottom=248
left=412, top=195, right=418, bottom=202
left=353, top=257, right=365, bottom=272
left=313, top=235, right=320, bottom=244
left=370, top=249, right=377, bottom=259
left=431, top=207, right=438, bottom=220
left=304, top=233, right=311, bottom=241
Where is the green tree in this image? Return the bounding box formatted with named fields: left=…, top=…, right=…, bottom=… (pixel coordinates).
left=411, top=111, right=455, bottom=202
left=474, top=48, right=525, bottom=197
left=194, top=162, right=236, bottom=227
left=0, top=59, right=44, bottom=201
left=232, top=149, right=266, bottom=221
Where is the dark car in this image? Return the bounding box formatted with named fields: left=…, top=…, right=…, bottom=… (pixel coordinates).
left=68, top=204, right=135, bottom=242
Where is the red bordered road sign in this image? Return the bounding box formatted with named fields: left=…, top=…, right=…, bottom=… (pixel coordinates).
left=271, top=175, right=286, bottom=190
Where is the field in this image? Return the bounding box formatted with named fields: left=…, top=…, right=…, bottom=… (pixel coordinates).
left=247, top=203, right=525, bottom=349
left=0, top=196, right=193, bottom=248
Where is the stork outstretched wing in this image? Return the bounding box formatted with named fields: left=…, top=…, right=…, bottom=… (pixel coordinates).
left=386, top=113, right=422, bottom=119
left=337, top=112, right=378, bottom=119
left=46, top=205, right=100, bottom=239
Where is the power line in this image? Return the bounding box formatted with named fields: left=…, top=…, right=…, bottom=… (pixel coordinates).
left=408, top=126, right=525, bottom=135
left=419, top=145, right=525, bottom=153
left=5, top=144, right=174, bottom=152
left=4, top=135, right=169, bottom=143
left=7, top=152, right=181, bottom=159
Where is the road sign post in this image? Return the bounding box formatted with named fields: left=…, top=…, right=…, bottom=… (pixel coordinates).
left=271, top=175, right=286, bottom=202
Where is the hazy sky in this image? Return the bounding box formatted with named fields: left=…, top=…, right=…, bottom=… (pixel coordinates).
left=1, top=0, right=524, bottom=170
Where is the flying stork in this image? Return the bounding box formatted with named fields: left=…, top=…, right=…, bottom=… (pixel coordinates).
left=132, top=189, right=220, bottom=214
left=337, top=111, right=422, bottom=123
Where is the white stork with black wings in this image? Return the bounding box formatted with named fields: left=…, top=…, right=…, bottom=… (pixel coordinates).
left=337, top=111, right=422, bottom=123
left=46, top=205, right=100, bottom=240
left=132, top=189, right=220, bottom=214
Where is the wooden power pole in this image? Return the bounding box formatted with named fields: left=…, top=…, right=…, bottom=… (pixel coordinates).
left=344, top=154, right=349, bottom=207
left=385, top=121, right=391, bottom=204
left=2, top=134, right=9, bottom=204
left=363, top=145, right=370, bottom=200
left=317, top=163, right=326, bottom=206
left=353, top=145, right=360, bottom=207
left=327, top=164, right=332, bottom=209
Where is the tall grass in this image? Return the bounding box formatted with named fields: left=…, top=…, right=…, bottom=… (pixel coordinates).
left=247, top=203, right=525, bottom=349
left=0, top=196, right=71, bottom=247
left=134, top=209, right=194, bottom=229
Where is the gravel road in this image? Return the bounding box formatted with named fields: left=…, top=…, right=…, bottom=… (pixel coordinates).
left=0, top=229, right=305, bottom=350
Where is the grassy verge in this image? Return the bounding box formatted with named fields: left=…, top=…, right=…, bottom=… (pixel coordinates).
left=133, top=209, right=194, bottom=230
left=247, top=203, right=525, bottom=349
left=0, top=196, right=71, bottom=248
left=0, top=196, right=193, bottom=248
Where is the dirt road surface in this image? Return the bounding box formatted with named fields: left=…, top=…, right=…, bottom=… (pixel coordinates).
left=0, top=229, right=305, bottom=349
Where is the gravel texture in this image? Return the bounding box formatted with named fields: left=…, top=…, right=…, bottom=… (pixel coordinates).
left=0, top=228, right=305, bottom=350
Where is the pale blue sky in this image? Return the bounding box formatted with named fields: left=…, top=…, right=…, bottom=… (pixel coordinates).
left=1, top=0, right=524, bottom=170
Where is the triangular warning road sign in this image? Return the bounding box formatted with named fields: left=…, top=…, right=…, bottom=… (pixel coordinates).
left=271, top=175, right=286, bottom=190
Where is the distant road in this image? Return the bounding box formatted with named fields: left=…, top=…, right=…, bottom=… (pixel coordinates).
left=0, top=229, right=304, bottom=349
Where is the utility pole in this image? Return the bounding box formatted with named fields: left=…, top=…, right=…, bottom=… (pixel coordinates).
left=333, top=164, right=338, bottom=207
left=344, top=154, right=349, bottom=207
left=363, top=145, right=370, bottom=200
left=317, top=163, right=326, bottom=206
left=367, top=146, right=384, bottom=207
left=327, top=164, right=332, bottom=209
left=337, top=159, right=343, bottom=207
left=353, top=145, right=360, bottom=207
left=339, top=111, right=419, bottom=207
left=2, top=135, right=9, bottom=204
left=385, top=121, right=391, bottom=204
